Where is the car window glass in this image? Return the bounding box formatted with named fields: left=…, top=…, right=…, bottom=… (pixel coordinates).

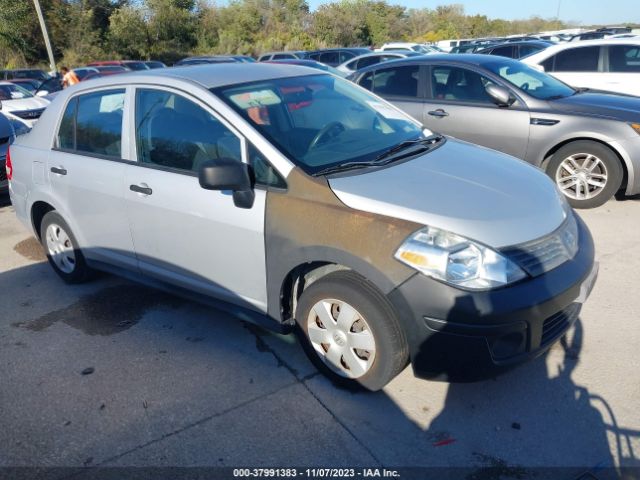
left=135, top=89, right=241, bottom=173
left=248, top=143, right=286, bottom=188
left=372, top=65, right=419, bottom=97
left=492, top=45, right=514, bottom=58
left=357, top=56, right=382, bottom=69
left=74, top=89, right=125, bottom=157
left=320, top=52, right=339, bottom=65
left=358, top=71, right=374, bottom=91
left=308, top=53, right=321, bottom=61
left=430, top=66, right=495, bottom=103
left=273, top=54, right=294, bottom=60
left=519, top=44, right=539, bottom=58
left=608, top=45, right=640, bottom=72
left=57, top=97, right=77, bottom=150
left=339, top=51, right=355, bottom=63
left=553, top=46, right=600, bottom=72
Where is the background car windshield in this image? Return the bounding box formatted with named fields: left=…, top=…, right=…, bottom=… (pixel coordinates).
left=484, top=60, right=575, bottom=100
left=0, top=84, right=34, bottom=100
left=216, top=74, right=423, bottom=174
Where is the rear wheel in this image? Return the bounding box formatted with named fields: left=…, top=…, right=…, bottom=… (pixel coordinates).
left=295, top=271, right=408, bottom=391
left=547, top=141, right=622, bottom=209
left=40, top=211, right=92, bottom=283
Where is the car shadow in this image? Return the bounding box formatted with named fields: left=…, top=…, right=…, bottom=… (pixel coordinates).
left=0, top=239, right=638, bottom=479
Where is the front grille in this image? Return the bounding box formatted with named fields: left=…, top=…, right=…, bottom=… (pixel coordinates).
left=12, top=108, right=44, bottom=120
left=541, top=303, right=580, bottom=346
left=501, top=214, right=579, bottom=277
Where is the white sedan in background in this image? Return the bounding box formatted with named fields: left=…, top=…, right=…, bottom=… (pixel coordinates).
left=522, top=39, right=640, bottom=97
left=0, top=81, right=50, bottom=127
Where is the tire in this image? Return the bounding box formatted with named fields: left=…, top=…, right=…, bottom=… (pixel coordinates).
left=40, top=211, right=92, bottom=284
left=547, top=141, right=623, bottom=209
left=295, top=271, right=409, bottom=391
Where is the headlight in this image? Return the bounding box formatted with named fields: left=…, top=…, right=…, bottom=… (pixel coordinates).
left=395, top=227, right=527, bottom=290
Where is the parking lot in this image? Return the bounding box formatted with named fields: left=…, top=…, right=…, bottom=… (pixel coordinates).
left=0, top=193, right=639, bottom=478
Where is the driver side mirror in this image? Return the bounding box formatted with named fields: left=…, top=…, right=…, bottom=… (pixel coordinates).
left=198, top=158, right=255, bottom=209
left=485, top=84, right=516, bottom=107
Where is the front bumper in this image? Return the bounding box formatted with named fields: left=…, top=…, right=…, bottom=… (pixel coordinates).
left=387, top=214, right=596, bottom=382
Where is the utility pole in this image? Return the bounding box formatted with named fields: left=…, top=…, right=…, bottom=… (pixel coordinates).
left=33, top=0, right=56, bottom=74
left=556, top=0, right=562, bottom=20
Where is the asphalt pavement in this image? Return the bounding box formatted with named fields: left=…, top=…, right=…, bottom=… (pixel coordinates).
left=0, top=195, right=639, bottom=479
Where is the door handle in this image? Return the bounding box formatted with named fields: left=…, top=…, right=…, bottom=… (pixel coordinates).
left=428, top=109, right=449, bottom=118
left=130, top=184, right=152, bottom=195
left=50, top=167, right=67, bottom=175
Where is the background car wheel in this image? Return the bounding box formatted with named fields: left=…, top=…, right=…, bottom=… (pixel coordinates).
left=547, top=141, right=623, bottom=209
left=295, top=271, right=409, bottom=391
left=40, top=211, right=92, bottom=284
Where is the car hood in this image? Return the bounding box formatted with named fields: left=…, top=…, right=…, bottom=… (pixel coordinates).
left=328, top=139, right=567, bottom=249
left=1, top=96, right=49, bottom=112
left=549, top=91, right=640, bottom=123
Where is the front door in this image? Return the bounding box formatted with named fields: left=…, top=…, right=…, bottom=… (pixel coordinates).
left=124, top=87, right=268, bottom=312
left=422, top=64, right=531, bottom=159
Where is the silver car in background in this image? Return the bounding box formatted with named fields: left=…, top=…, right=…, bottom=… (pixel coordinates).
left=349, top=55, right=640, bottom=208
left=7, top=64, right=596, bottom=390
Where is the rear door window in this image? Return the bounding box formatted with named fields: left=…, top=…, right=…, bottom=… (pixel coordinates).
left=608, top=45, right=640, bottom=72
left=56, top=89, right=125, bottom=157
left=552, top=46, right=600, bottom=72
left=320, top=51, right=339, bottom=65
left=371, top=65, right=420, bottom=98
left=491, top=45, right=515, bottom=58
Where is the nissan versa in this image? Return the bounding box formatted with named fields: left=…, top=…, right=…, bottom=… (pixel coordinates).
left=6, top=64, right=597, bottom=390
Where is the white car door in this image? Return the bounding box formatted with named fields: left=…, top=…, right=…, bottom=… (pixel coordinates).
left=600, top=44, right=640, bottom=96
left=123, top=86, right=269, bottom=312
left=544, top=45, right=604, bottom=91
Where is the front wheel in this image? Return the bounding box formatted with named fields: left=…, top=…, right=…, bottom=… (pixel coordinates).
left=547, top=141, right=623, bottom=209
left=295, top=271, right=409, bottom=391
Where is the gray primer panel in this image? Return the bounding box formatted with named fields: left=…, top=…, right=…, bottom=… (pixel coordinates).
left=265, top=168, right=420, bottom=323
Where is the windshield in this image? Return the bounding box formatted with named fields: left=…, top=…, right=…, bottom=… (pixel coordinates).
left=484, top=59, right=575, bottom=100
left=215, top=74, right=425, bottom=175
left=125, top=62, right=148, bottom=71
left=0, top=83, right=34, bottom=100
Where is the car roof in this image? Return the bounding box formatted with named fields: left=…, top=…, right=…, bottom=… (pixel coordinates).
left=61, top=63, right=323, bottom=91
left=522, top=38, right=640, bottom=61
left=352, top=53, right=523, bottom=72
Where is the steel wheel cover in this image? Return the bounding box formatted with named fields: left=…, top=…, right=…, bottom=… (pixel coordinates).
left=306, top=298, right=376, bottom=379
left=45, top=223, right=76, bottom=274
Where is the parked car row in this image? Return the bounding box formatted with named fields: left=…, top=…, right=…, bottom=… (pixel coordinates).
left=6, top=63, right=599, bottom=390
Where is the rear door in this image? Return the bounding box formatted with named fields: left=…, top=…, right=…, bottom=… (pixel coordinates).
left=355, top=64, right=425, bottom=123
left=544, top=45, right=603, bottom=90
left=422, top=64, right=530, bottom=159
left=601, top=44, right=640, bottom=96
left=49, top=88, right=136, bottom=268
left=123, top=86, right=270, bottom=312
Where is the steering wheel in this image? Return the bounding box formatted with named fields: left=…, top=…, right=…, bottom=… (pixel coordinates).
left=521, top=82, right=530, bottom=91
left=308, top=122, right=346, bottom=151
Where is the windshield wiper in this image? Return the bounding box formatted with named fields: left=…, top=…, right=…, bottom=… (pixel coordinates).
left=373, top=134, right=443, bottom=163
left=313, top=135, right=443, bottom=177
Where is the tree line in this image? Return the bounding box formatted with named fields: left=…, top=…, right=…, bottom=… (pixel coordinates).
left=0, top=0, right=573, bottom=68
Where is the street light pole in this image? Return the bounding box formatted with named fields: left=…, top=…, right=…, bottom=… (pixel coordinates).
left=32, top=0, right=56, bottom=74
left=556, top=0, right=562, bottom=20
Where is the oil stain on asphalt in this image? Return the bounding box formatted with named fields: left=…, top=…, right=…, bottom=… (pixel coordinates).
left=12, top=284, right=184, bottom=335
left=13, top=237, right=46, bottom=262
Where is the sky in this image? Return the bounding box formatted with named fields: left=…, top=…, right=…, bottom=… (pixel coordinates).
left=307, top=0, right=639, bottom=26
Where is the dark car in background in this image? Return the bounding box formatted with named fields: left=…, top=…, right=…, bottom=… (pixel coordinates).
left=349, top=55, right=640, bottom=208
left=174, top=56, right=240, bottom=66
left=87, top=60, right=149, bottom=71
left=306, top=48, right=371, bottom=66
left=264, top=59, right=347, bottom=76
left=477, top=40, right=553, bottom=59
left=0, top=112, right=12, bottom=193
left=144, top=61, right=167, bottom=69
left=1, top=69, right=50, bottom=81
